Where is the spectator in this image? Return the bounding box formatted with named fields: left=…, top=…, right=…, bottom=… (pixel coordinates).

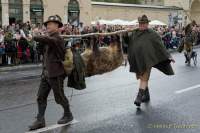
left=0, top=21, right=200, bottom=67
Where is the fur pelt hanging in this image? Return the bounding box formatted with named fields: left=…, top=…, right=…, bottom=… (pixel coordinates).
left=62, top=48, right=74, bottom=75
left=81, top=35, right=124, bottom=77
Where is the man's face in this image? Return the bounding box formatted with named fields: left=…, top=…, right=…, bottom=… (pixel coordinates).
left=139, top=23, right=149, bottom=31
left=46, top=22, right=59, bottom=33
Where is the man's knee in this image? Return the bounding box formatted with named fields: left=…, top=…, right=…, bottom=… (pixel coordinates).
left=49, top=76, right=68, bottom=105
left=37, top=96, right=47, bottom=105
left=54, top=92, right=68, bottom=105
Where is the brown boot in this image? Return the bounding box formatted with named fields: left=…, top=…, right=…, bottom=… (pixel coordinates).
left=29, top=104, right=46, bottom=130
left=29, top=117, right=45, bottom=131
left=58, top=105, right=74, bottom=124
left=57, top=112, right=74, bottom=124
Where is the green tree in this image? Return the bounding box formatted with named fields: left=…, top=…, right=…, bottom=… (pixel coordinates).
left=92, top=0, right=142, bottom=4
left=119, top=0, right=141, bottom=4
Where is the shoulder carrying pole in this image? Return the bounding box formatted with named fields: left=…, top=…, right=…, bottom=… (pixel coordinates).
left=61, top=29, right=133, bottom=38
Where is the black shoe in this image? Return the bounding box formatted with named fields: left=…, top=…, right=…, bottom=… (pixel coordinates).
left=57, top=113, right=74, bottom=124
left=142, top=87, right=150, bottom=103
left=29, top=117, right=45, bottom=131
left=134, top=89, right=145, bottom=107
left=184, top=53, right=188, bottom=63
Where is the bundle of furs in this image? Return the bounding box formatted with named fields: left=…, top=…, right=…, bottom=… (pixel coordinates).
left=81, top=35, right=124, bottom=77
left=63, top=48, right=74, bottom=75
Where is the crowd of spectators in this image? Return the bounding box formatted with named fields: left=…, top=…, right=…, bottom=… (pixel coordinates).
left=154, top=25, right=200, bottom=49
left=0, top=21, right=200, bottom=66
left=0, top=22, right=45, bottom=65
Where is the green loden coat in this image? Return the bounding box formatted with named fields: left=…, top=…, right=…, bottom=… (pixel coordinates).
left=126, top=28, right=174, bottom=76
left=67, top=49, right=86, bottom=90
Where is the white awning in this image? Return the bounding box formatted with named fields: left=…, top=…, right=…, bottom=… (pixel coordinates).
left=91, top=19, right=136, bottom=25
left=149, top=20, right=167, bottom=26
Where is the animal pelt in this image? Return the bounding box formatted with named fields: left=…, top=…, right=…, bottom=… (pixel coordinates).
left=63, top=48, right=74, bottom=75
left=81, top=35, right=124, bottom=77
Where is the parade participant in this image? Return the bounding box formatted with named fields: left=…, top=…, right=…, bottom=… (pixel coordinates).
left=126, top=15, right=175, bottom=107
left=29, top=15, right=73, bottom=130
left=183, top=20, right=197, bottom=64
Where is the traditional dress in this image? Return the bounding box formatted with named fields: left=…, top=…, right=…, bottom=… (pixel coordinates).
left=126, top=28, right=174, bottom=80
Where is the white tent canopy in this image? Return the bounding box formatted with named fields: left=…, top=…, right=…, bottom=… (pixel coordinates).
left=91, top=19, right=167, bottom=26
left=129, top=20, right=138, bottom=25
left=91, top=19, right=112, bottom=25
left=91, top=21, right=96, bottom=25
left=91, top=19, right=137, bottom=25
left=110, top=19, right=130, bottom=25
left=98, top=19, right=112, bottom=25
left=149, top=20, right=167, bottom=26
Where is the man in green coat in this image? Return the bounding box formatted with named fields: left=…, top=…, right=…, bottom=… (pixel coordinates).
left=126, top=15, right=175, bottom=107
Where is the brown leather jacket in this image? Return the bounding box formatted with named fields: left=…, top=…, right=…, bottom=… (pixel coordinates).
left=34, top=32, right=65, bottom=78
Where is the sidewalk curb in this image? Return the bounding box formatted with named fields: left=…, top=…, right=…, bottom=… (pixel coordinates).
left=0, top=64, right=42, bottom=72
left=0, top=75, right=41, bottom=83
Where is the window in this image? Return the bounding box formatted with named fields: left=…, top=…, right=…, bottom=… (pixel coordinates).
left=68, top=0, right=80, bottom=26
left=0, top=2, right=2, bottom=26
left=30, top=0, right=44, bottom=25
left=9, top=0, right=23, bottom=24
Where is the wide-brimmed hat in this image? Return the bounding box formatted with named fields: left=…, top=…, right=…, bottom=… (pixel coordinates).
left=138, top=15, right=151, bottom=23
left=44, top=15, right=63, bottom=28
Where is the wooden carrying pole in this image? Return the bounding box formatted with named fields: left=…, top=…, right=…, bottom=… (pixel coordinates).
left=61, top=29, right=131, bottom=38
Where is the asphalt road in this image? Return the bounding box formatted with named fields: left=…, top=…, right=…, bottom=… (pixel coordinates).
left=0, top=49, right=200, bottom=133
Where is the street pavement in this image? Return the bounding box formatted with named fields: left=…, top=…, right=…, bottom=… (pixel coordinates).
left=0, top=49, right=200, bottom=133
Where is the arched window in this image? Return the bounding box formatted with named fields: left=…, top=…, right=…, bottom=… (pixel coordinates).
left=9, top=0, right=23, bottom=24
left=30, top=0, right=44, bottom=26
left=0, top=2, right=2, bottom=26
left=68, top=0, right=80, bottom=26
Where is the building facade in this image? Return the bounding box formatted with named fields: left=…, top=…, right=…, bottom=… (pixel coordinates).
left=0, top=0, right=44, bottom=26
left=0, top=0, right=199, bottom=27
left=91, top=2, right=183, bottom=26
left=0, top=0, right=92, bottom=26
left=164, top=0, right=200, bottom=24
